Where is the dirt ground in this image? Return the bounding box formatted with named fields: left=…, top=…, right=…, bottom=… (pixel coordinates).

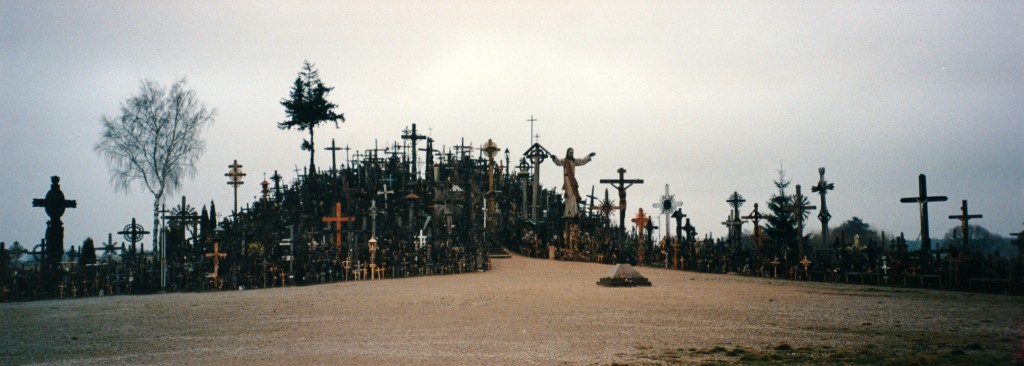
left=2, top=253, right=1022, bottom=365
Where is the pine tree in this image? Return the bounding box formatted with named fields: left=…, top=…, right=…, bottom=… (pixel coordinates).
left=764, top=168, right=797, bottom=257
left=79, top=237, right=97, bottom=268
left=278, top=60, right=345, bottom=177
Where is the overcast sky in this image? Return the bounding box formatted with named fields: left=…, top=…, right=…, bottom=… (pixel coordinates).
left=2, top=1, right=1022, bottom=252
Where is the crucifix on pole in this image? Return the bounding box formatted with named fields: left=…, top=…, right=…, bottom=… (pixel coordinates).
left=600, top=168, right=644, bottom=263
left=948, top=200, right=982, bottom=250
left=899, top=174, right=947, bottom=262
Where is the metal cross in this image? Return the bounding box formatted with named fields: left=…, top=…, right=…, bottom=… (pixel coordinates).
left=948, top=199, right=982, bottom=249
left=724, top=191, right=747, bottom=245
left=117, top=218, right=150, bottom=249
left=653, top=184, right=683, bottom=240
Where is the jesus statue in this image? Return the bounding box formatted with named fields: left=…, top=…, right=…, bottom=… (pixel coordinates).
left=551, top=147, right=596, bottom=218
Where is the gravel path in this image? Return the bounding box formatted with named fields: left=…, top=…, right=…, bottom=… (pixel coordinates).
left=2, top=253, right=1022, bottom=365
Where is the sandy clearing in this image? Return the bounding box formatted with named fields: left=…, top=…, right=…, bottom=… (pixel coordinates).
left=2, top=253, right=1022, bottom=365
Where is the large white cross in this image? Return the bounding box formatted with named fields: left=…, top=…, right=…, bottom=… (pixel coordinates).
left=652, top=184, right=683, bottom=239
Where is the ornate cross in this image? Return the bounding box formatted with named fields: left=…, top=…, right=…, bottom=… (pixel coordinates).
left=899, top=174, right=947, bottom=256
left=810, top=167, right=835, bottom=249
left=653, top=184, right=683, bottom=240
left=785, top=185, right=816, bottom=258
left=225, top=159, right=246, bottom=219
left=948, top=199, right=982, bottom=249
left=671, top=209, right=687, bottom=242
left=117, top=218, right=150, bottom=249
left=322, top=202, right=355, bottom=260
left=632, top=208, right=651, bottom=244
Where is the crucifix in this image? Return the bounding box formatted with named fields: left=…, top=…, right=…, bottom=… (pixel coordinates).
left=652, top=184, right=683, bottom=240
left=948, top=200, right=983, bottom=250
left=785, top=185, right=816, bottom=259
left=206, top=242, right=227, bottom=289
left=322, top=202, right=355, bottom=261
left=600, top=168, right=644, bottom=263
left=899, top=174, right=947, bottom=260
left=225, top=159, right=246, bottom=220
left=810, top=167, right=835, bottom=249
left=402, top=123, right=427, bottom=178
left=742, top=203, right=768, bottom=257
left=32, top=176, right=77, bottom=273
left=324, top=138, right=342, bottom=177
left=671, top=209, right=687, bottom=242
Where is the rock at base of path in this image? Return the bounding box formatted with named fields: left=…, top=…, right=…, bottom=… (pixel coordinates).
left=597, top=264, right=652, bottom=287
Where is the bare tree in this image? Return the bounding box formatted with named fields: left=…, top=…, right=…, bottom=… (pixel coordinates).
left=95, top=78, right=216, bottom=253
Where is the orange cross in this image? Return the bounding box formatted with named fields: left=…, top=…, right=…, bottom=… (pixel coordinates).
left=322, top=202, right=355, bottom=259
left=206, top=242, right=227, bottom=288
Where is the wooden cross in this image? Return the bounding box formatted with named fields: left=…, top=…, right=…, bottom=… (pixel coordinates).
left=369, top=200, right=380, bottom=239
left=785, top=185, right=816, bottom=258
left=948, top=199, right=982, bottom=249
left=1011, top=222, right=1024, bottom=261
left=800, top=255, right=812, bottom=271
left=322, top=202, right=355, bottom=261
left=810, top=167, right=835, bottom=249
left=769, top=257, right=781, bottom=278
left=402, top=123, right=428, bottom=178
left=206, top=242, right=227, bottom=289
left=899, top=174, right=947, bottom=255
left=57, top=282, right=66, bottom=299
left=269, top=170, right=283, bottom=197
left=324, top=138, right=342, bottom=176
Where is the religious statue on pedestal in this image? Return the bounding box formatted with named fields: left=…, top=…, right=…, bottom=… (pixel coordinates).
left=551, top=148, right=595, bottom=218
